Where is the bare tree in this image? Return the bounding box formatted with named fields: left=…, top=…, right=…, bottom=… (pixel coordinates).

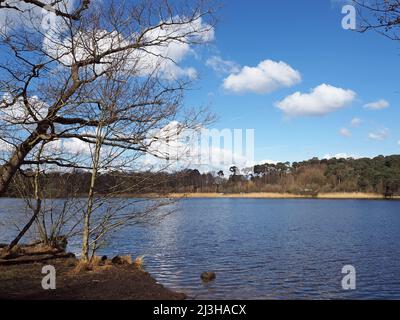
left=77, top=71, right=180, bottom=262
left=354, top=0, right=400, bottom=40
left=0, top=0, right=90, bottom=20
left=6, top=141, right=44, bottom=252
left=4, top=141, right=84, bottom=254
left=0, top=0, right=216, bottom=196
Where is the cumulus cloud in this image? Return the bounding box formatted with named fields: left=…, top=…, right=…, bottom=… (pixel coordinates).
left=206, top=56, right=240, bottom=75
left=142, top=122, right=255, bottom=172
left=135, top=16, right=214, bottom=80
left=275, top=84, right=356, bottom=117
left=368, top=128, right=389, bottom=141
left=364, top=99, right=389, bottom=110
left=63, top=138, right=91, bottom=155
left=339, top=128, right=352, bottom=137
left=0, top=140, right=13, bottom=152
left=0, top=93, right=48, bottom=123
left=45, top=137, right=91, bottom=156
left=42, top=15, right=214, bottom=80
left=253, top=159, right=278, bottom=165
left=1, top=0, right=214, bottom=81
left=323, top=153, right=357, bottom=160
left=222, top=59, right=301, bottom=94
left=0, top=0, right=75, bottom=28
left=350, top=117, right=362, bottom=127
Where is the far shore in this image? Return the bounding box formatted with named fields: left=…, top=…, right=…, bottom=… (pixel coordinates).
left=134, top=192, right=400, bottom=200
left=2, top=192, right=399, bottom=200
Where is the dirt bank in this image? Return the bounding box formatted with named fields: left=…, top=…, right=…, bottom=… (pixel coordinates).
left=0, top=255, right=185, bottom=300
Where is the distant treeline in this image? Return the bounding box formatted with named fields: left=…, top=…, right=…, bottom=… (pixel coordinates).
left=3, top=155, right=400, bottom=198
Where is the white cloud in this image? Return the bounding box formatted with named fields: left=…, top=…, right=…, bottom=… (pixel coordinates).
left=350, top=117, right=362, bottom=127
left=364, top=99, right=389, bottom=110
left=0, top=0, right=87, bottom=47
left=63, top=138, right=91, bottom=155
left=275, top=84, right=356, bottom=117
left=253, top=159, right=278, bottom=165
left=142, top=122, right=255, bottom=172
left=223, top=59, right=301, bottom=94
left=368, top=128, right=389, bottom=141
left=135, top=16, right=214, bottom=80
left=2, top=1, right=214, bottom=81
left=0, top=2, right=27, bottom=27
left=45, top=137, right=91, bottom=156
left=339, top=128, right=352, bottom=137
left=43, top=16, right=214, bottom=80
left=206, top=56, right=240, bottom=75
left=0, top=140, right=13, bottom=152
left=0, top=93, right=48, bottom=123
left=323, top=153, right=357, bottom=160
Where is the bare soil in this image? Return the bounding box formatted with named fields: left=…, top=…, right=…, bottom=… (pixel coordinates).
left=0, top=256, right=186, bottom=300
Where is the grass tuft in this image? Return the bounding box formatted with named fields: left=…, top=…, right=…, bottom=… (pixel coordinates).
left=133, top=255, right=145, bottom=269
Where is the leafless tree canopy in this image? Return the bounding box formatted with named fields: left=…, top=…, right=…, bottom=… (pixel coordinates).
left=354, top=0, right=400, bottom=40
left=0, top=0, right=216, bottom=195
left=0, top=0, right=90, bottom=20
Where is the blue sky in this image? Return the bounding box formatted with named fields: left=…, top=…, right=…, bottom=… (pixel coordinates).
left=183, top=0, right=400, bottom=164
left=0, top=0, right=399, bottom=170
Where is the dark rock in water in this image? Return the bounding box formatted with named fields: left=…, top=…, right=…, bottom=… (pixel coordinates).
left=201, top=272, right=216, bottom=282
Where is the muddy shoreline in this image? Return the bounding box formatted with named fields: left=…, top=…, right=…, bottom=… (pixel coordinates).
left=0, top=255, right=186, bottom=300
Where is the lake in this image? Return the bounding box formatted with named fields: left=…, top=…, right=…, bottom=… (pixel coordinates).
left=1, top=198, right=400, bottom=299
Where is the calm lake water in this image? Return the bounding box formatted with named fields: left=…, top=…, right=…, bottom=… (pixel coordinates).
left=1, top=198, right=400, bottom=299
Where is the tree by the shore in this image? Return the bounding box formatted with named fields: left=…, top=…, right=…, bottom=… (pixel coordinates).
left=0, top=0, right=217, bottom=261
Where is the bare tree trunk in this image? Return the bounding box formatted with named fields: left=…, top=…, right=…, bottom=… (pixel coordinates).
left=6, top=143, right=44, bottom=252
left=6, top=200, right=42, bottom=252
left=0, top=134, right=42, bottom=195
left=0, top=66, right=81, bottom=196
left=81, top=125, right=103, bottom=262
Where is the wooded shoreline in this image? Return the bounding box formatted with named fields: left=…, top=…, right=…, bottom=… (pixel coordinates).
left=163, top=192, right=400, bottom=200
left=2, top=192, right=400, bottom=200
left=108, top=192, right=400, bottom=200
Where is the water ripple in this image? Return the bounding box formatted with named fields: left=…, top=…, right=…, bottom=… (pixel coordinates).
left=2, top=198, right=400, bottom=299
